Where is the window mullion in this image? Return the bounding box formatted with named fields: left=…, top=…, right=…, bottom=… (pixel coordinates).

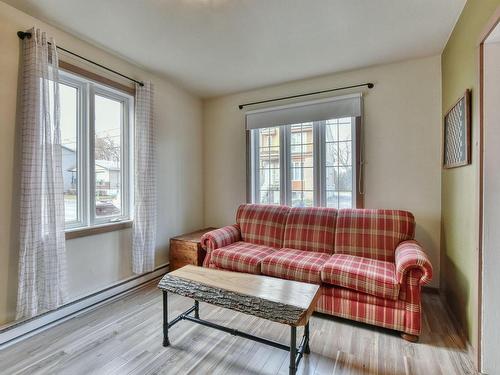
left=252, top=130, right=259, bottom=203
left=88, top=83, right=96, bottom=226
left=314, top=121, right=324, bottom=207
left=121, top=99, right=129, bottom=219
left=352, top=116, right=359, bottom=208
left=281, top=126, right=290, bottom=205
left=80, top=81, right=89, bottom=227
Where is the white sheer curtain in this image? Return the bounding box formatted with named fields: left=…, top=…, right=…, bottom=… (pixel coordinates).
left=16, top=28, right=67, bottom=320
left=132, top=82, right=157, bottom=274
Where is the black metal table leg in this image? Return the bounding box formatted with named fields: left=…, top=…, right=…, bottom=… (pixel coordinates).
left=194, top=300, right=199, bottom=319
left=289, top=326, right=297, bottom=375
left=160, top=291, right=312, bottom=373
left=163, top=291, right=170, bottom=347
left=304, top=322, right=310, bottom=354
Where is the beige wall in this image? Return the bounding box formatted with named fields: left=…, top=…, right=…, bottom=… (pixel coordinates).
left=0, top=1, right=204, bottom=325
left=203, top=55, right=442, bottom=288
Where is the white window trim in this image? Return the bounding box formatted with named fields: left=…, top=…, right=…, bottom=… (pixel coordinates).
left=60, top=70, right=134, bottom=232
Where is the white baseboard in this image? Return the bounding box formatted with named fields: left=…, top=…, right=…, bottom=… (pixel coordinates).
left=0, top=264, right=168, bottom=348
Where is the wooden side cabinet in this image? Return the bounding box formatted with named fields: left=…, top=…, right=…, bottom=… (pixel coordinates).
left=169, top=228, right=217, bottom=272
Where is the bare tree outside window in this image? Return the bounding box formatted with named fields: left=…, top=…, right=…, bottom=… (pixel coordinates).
left=325, top=118, right=353, bottom=208
left=94, top=94, right=122, bottom=217
left=95, top=135, right=120, bottom=162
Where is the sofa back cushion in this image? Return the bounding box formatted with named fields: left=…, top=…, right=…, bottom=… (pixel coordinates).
left=334, top=209, right=415, bottom=262
left=283, top=207, right=337, bottom=254
left=236, top=204, right=291, bottom=248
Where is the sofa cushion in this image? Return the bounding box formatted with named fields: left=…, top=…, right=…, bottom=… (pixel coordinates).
left=334, top=209, right=415, bottom=262
left=236, top=204, right=291, bottom=248
left=320, top=284, right=406, bottom=310
left=321, top=254, right=400, bottom=300
left=283, top=207, right=337, bottom=254
left=261, top=248, right=331, bottom=284
left=211, top=241, right=276, bottom=274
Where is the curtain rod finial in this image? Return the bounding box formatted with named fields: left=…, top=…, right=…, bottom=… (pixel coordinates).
left=17, top=31, right=32, bottom=40
left=367, top=83, right=374, bottom=89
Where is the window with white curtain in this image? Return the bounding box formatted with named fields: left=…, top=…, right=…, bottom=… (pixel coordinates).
left=59, top=70, right=134, bottom=230
left=247, top=94, right=363, bottom=208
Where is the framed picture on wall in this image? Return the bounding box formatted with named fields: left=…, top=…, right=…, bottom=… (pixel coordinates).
left=443, top=89, right=471, bottom=168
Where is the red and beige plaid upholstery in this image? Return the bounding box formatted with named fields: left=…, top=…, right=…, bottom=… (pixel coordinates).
left=395, top=240, right=433, bottom=285
left=316, top=286, right=406, bottom=333
left=210, top=241, right=276, bottom=274
left=200, top=225, right=241, bottom=267
left=321, top=254, right=399, bottom=300
left=334, top=209, right=415, bottom=262
left=261, top=248, right=331, bottom=284
left=201, top=205, right=432, bottom=337
left=236, top=204, right=290, bottom=248
left=401, top=268, right=425, bottom=335
left=320, top=284, right=406, bottom=309
left=283, top=207, right=337, bottom=254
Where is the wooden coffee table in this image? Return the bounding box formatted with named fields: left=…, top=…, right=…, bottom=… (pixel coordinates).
left=158, top=265, right=321, bottom=375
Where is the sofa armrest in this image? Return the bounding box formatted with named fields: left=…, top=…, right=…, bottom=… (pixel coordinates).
left=200, top=225, right=241, bottom=252
left=395, top=240, right=433, bottom=285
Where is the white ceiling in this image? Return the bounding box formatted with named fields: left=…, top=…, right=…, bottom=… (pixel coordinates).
left=4, top=0, right=465, bottom=97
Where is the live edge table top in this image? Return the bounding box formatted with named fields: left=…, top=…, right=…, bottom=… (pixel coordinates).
left=158, top=265, right=321, bottom=327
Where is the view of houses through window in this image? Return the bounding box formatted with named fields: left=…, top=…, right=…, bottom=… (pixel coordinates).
left=94, top=94, right=123, bottom=218
left=290, top=123, right=314, bottom=207
left=252, top=117, right=356, bottom=208
left=257, top=127, right=281, bottom=204
left=325, top=118, right=354, bottom=208
left=60, top=71, right=132, bottom=229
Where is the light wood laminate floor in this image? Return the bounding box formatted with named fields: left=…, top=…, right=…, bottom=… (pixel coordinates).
left=0, top=281, right=476, bottom=375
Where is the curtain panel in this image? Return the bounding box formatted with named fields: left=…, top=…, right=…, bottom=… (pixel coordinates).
left=16, top=28, right=68, bottom=320
left=132, top=82, right=157, bottom=274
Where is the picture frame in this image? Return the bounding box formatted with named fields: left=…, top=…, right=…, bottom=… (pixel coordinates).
left=443, top=89, right=471, bottom=169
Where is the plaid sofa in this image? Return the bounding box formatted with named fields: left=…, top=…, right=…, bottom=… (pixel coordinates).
left=200, top=204, right=432, bottom=338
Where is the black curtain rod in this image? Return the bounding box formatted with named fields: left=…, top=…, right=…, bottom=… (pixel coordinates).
left=17, top=31, right=144, bottom=87
left=238, top=82, right=374, bottom=110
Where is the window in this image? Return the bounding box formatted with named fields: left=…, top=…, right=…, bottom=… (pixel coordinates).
left=290, top=123, right=314, bottom=207
left=247, top=94, right=362, bottom=208
left=255, top=127, right=281, bottom=204
left=60, top=71, right=133, bottom=230
left=291, top=161, right=301, bottom=181
left=324, top=118, right=354, bottom=208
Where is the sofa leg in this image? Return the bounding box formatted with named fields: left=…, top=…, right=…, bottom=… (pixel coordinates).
left=401, top=333, right=419, bottom=343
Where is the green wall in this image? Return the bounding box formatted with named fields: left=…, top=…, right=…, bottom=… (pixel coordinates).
left=441, top=0, right=500, bottom=355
